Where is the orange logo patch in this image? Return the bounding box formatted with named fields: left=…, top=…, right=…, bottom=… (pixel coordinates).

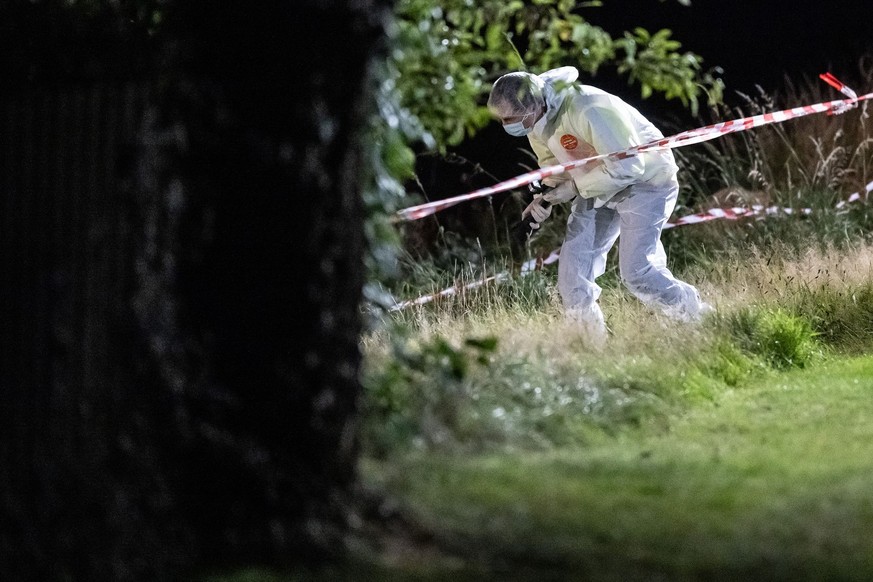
left=560, top=134, right=578, bottom=150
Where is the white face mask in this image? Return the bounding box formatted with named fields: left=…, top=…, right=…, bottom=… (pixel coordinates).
left=503, top=120, right=532, bottom=137
left=502, top=111, right=536, bottom=137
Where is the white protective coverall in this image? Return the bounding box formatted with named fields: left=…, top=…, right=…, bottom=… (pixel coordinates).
left=524, top=67, right=709, bottom=334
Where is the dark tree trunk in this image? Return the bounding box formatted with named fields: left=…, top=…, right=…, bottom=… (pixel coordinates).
left=0, top=1, right=390, bottom=579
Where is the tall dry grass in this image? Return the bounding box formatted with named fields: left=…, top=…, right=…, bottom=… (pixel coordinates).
left=675, top=56, right=873, bottom=212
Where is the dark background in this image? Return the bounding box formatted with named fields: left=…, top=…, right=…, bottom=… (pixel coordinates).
left=593, top=0, right=873, bottom=100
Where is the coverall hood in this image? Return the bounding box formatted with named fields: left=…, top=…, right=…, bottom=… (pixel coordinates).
left=536, top=66, right=580, bottom=122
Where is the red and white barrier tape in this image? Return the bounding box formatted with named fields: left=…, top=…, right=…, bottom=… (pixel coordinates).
left=665, top=179, right=873, bottom=230
left=395, top=73, right=870, bottom=223
left=820, top=71, right=858, bottom=101
left=389, top=273, right=510, bottom=310
left=663, top=203, right=809, bottom=230
left=389, top=179, right=873, bottom=310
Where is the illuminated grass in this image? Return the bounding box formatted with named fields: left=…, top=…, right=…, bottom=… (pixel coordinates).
left=359, top=355, right=873, bottom=581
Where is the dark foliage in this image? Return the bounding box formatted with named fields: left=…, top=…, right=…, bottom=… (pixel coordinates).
left=0, top=0, right=160, bottom=83
left=0, top=0, right=388, bottom=579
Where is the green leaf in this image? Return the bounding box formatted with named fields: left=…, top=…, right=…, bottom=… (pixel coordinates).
left=485, top=23, right=503, bottom=50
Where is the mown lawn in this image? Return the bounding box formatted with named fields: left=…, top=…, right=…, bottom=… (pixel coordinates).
left=217, top=353, right=873, bottom=582
left=352, top=354, right=873, bottom=581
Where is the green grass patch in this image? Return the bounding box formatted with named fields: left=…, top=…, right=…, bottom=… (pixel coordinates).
left=359, top=355, right=873, bottom=581
left=719, top=306, right=822, bottom=369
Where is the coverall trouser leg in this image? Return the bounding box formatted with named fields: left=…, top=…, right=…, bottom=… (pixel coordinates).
left=558, top=175, right=706, bottom=326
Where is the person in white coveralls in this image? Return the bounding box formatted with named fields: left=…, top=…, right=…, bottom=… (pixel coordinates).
left=487, top=66, right=712, bottom=340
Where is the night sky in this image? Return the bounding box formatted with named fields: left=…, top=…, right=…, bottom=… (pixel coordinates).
left=592, top=0, right=873, bottom=102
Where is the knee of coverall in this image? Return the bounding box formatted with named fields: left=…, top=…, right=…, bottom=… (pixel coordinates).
left=619, top=261, right=663, bottom=298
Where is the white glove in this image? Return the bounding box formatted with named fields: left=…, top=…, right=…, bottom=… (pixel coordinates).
left=541, top=180, right=578, bottom=204
left=522, top=194, right=551, bottom=229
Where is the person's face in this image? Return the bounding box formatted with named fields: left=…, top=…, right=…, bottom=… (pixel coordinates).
left=498, top=103, right=543, bottom=128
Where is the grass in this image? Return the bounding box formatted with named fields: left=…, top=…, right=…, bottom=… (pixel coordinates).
left=331, top=239, right=873, bottom=581
left=222, top=353, right=873, bottom=581
left=360, top=355, right=873, bottom=581
left=357, top=239, right=873, bottom=457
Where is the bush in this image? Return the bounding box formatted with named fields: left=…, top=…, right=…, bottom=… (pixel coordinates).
left=695, top=339, right=765, bottom=388
left=792, top=283, right=873, bottom=353
left=723, top=307, right=820, bottom=369
left=361, top=327, right=499, bottom=456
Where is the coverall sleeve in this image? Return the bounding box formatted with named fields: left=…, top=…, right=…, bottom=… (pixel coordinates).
left=568, top=103, right=647, bottom=197
left=528, top=135, right=574, bottom=189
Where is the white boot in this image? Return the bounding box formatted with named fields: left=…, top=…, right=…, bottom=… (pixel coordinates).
left=565, top=303, right=608, bottom=347
left=659, top=296, right=714, bottom=323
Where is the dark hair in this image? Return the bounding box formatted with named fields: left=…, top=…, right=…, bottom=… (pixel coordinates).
left=487, top=72, right=543, bottom=117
